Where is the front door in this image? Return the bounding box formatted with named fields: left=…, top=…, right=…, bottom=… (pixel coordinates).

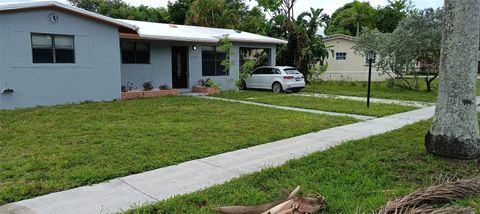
left=172, top=46, right=188, bottom=88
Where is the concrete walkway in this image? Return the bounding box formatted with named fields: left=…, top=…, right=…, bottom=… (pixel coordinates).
left=201, top=96, right=377, bottom=121
left=295, top=92, right=434, bottom=108
left=0, top=106, right=435, bottom=214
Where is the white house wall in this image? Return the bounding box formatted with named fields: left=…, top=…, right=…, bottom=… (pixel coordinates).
left=0, top=9, right=121, bottom=109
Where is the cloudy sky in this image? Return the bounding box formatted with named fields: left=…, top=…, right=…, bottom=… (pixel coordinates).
left=2, top=0, right=444, bottom=16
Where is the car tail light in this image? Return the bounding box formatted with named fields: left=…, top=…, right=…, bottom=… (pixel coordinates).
left=283, top=76, right=294, bottom=80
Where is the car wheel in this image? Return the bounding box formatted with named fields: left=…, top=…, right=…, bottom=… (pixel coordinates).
left=272, top=82, right=283, bottom=93
left=240, top=80, right=247, bottom=90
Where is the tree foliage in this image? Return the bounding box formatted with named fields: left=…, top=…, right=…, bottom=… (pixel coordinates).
left=375, top=0, right=410, bottom=33
left=354, top=8, right=442, bottom=91
left=254, top=0, right=329, bottom=76
left=185, top=0, right=249, bottom=29
left=292, top=8, right=329, bottom=76
left=325, top=0, right=409, bottom=36
left=238, top=7, right=269, bottom=35
left=324, top=1, right=376, bottom=36
left=68, top=0, right=169, bottom=22
left=167, top=0, right=194, bottom=24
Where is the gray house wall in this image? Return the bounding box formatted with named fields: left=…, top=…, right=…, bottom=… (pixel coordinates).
left=121, top=41, right=277, bottom=90
left=0, top=9, right=121, bottom=109
left=121, top=41, right=173, bottom=90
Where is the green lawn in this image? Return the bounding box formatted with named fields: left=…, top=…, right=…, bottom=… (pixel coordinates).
left=0, top=96, right=356, bottom=205
left=212, top=90, right=416, bottom=117
left=304, top=79, right=480, bottom=103
left=127, top=120, right=480, bottom=214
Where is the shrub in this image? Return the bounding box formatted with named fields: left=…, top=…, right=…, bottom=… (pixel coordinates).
left=159, top=84, right=170, bottom=90
left=197, top=79, right=206, bottom=87
left=143, top=81, right=154, bottom=91
left=205, top=79, right=219, bottom=89
left=386, top=78, right=395, bottom=88
left=237, top=61, right=255, bottom=88
left=307, top=64, right=328, bottom=82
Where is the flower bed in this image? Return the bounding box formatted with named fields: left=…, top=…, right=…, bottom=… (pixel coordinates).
left=192, top=86, right=220, bottom=94
left=122, top=89, right=179, bottom=99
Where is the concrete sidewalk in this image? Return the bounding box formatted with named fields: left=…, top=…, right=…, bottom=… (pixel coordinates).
left=0, top=106, right=435, bottom=214
left=295, top=92, right=434, bottom=108
left=201, top=96, right=377, bottom=121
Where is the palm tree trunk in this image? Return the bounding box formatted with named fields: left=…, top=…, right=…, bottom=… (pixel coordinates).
left=356, top=22, right=360, bottom=37
left=425, top=0, right=480, bottom=159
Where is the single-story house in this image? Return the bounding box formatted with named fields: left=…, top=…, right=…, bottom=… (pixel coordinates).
left=321, top=34, right=387, bottom=81
left=0, top=1, right=286, bottom=109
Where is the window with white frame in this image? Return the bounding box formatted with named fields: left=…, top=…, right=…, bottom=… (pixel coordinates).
left=335, top=52, right=347, bottom=60
left=202, top=46, right=228, bottom=76
left=31, top=33, right=75, bottom=64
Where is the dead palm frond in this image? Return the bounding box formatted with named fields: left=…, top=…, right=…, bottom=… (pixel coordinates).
left=214, top=186, right=301, bottom=214
left=376, top=176, right=480, bottom=214
left=401, top=205, right=475, bottom=214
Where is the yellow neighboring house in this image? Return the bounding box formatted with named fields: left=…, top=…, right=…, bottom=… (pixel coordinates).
left=321, top=34, right=388, bottom=81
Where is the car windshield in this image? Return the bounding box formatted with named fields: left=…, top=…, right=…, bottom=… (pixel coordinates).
left=284, top=68, right=301, bottom=75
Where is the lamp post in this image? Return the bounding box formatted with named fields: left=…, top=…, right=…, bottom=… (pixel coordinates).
left=366, top=51, right=376, bottom=108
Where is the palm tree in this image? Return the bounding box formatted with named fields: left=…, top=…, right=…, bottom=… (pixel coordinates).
left=293, top=8, right=328, bottom=76
left=425, top=0, right=480, bottom=159
left=186, top=0, right=226, bottom=28
left=337, top=0, right=374, bottom=36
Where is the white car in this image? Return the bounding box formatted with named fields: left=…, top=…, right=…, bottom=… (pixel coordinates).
left=241, top=66, right=305, bottom=93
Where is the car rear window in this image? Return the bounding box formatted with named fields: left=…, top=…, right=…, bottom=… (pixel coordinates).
left=284, top=69, right=301, bottom=74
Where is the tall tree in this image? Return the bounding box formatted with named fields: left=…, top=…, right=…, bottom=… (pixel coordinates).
left=185, top=0, right=247, bottom=29
left=425, top=0, right=480, bottom=159
left=258, top=0, right=298, bottom=67
left=68, top=0, right=100, bottom=11
left=167, top=0, right=194, bottom=24
left=293, top=8, right=327, bottom=76
left=257, top=0, right=296, bottom=20
left=238, top=6, right=269, bottom=35
left=375, top=0, right=409, bottom=33
left=355, top=8, right=442, bottom=91
left=337, top=0, right=376, bottom=36
left=68, top=0, right=169, bottom=22
left=257, top=0, right=328, bottom=76
left=324, top=1, right=375, bottom=36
